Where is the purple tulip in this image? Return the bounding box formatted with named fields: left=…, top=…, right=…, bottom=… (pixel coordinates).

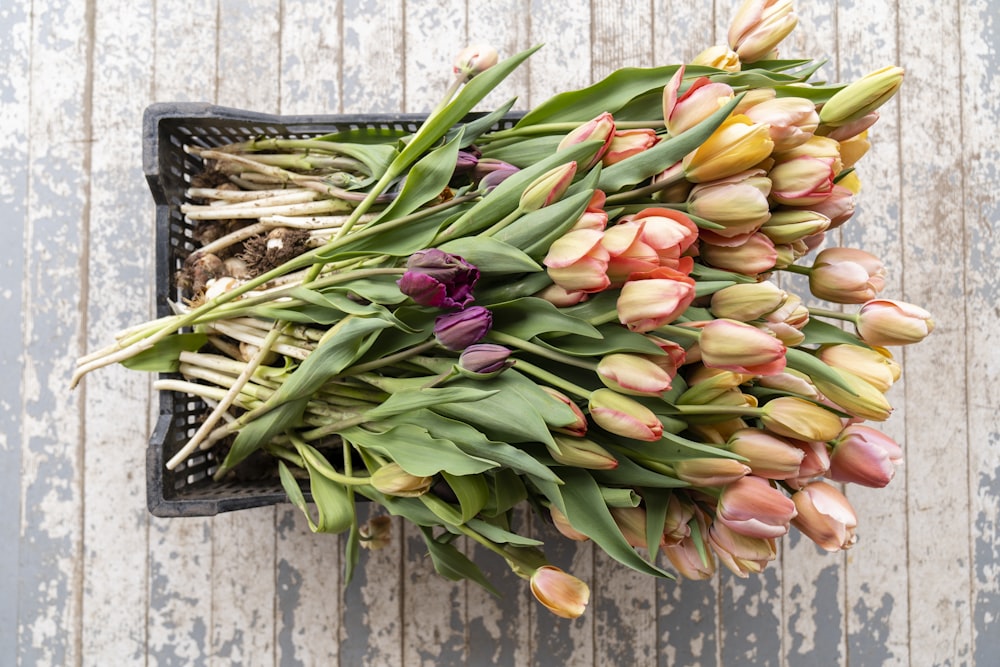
left=397, top=249, right=479, bottom=309
left=458, top=343, right=511, bottom=374
left=434, top=306, right=492, bottom=351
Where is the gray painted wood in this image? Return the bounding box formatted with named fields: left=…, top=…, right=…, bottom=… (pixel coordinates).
left=3, top=0, right=999, bottom=664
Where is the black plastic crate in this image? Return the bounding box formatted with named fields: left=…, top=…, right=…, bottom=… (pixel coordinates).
left=144, top=102, right=521, bottom=517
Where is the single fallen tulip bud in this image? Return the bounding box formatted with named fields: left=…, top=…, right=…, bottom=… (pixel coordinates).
left=809, top=247, right=886, bottom=304
left=616, top=267, right=697, bottom=333
left=686, top=169, right=772, bottom=239
left=717, top=474, right=797, bottom=539
left=817, top=344, right=900, bottom=392
left=602, top=128, right=659, bottom=166
left=710, top=281, right=787, bottom=322
left=856, top=299, right=935, bottom=346
left=557, top=112, right=617, bottom=168
left=691, top=45, right=741, bottom=72
left=371, top=463, right=433, bottom=497
left=453, top=44, right=499, bottom=81
left=760, top=397, right=844, bottom=442
left=768, top=155, right=837, bottom=206
left=588, top=388, right=665, bottom=441
left=728, top=0, right=798, bottom=64
left=663, top=68, right=737, bottom=137
left=727, top=428, right=805, bottom=480
left=359, top=515, right=393, bottom=550
left=744, top=96, right=819, bottom=151
left=519, top=162, right=577, bottom=212
left=550, top=506, right=590, bottom=542
left=458, top=343, right=512, bottom=375
left=819, top=65, right=904, bottom=127
left=540, top=386, right=589, bottom=437
left=597, top=353, right=676, bottom=396
left=708, top=521, right=777, bottom=577
left=828, top=424, right=903, bottom=487
left=397, top=248, right=479, bottom=309
left=674, top=457, right=751, bottom=486
left=791, top=481, right=858, bottom=551
left=683, top=115, right=775, bottom=183
left=547, top=435, right=619, bottom=470
left=433, top=306, right=492, bottom=351
left=530, top=565, right=590, bottom=619
left=699, top=318, right=787, bottom=376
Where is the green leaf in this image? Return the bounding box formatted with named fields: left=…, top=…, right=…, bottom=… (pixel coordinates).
left=597, top=94, right=743, bottom=193
left=490, top=296, right=602, bottom=340
left=120, top=333, right=207, bottom=372
left=800, top=317, right=869, bottom=347
left=342, top=423, right=498, bottom=476
left=600, top=486, right=641, bottom=507
left=364, top=386, right=498, bottom=420
left=374, top=131, right=465, bottom=223
left=444, top=99, right=519, bottom=147
left=592, top=448, right=689, bottom=489
left=482, top=468, right=529, bottom=516
left=558, top=468, right=673, bottom=578
left=642, top=488, right=672, bottom=566
left=493, top=190, right=594, bottom=259
left=480, top=135, right=564, bottom=167
left=419, top=526, right=501, bottom=596
left=305, top=460, right=355, bottom=534
left=321, top=206, right=464, bottom=259
left=534, top=323, right=666, bottom=357
left=442, top=471, right=490, bottom=523
left=438, top=236, right=542, bottom=273
left=466, top=518, right=542, bottom=546
left=784, top=347, right=859, bottom=395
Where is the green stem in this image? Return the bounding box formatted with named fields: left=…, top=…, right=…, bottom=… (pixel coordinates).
left=808, top=307, right=858, bottom=323
left=288, top=433, right=372, bottom=486
left=335, top=340, right=439, bottom=378
left=477, top=206, right=524, bottom=238
left=603, top=169, right=686, bottom=205
left=654, top=323, right=702, bottom=340
left=488, top=331, right=597, bottom=371
left=300, top=413, right=370, bottom=440
left=513, top=358, right=594, bottom=400
left=780, top=264, right=812, bottom=276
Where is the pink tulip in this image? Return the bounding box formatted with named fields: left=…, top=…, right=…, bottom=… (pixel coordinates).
left=588, top=388, right=664, bottom=441
left=687, top=169, right=772, bottom=239
left=610, top=506, right=651, bottom=548
left=716, top=475, right=797, bottom=539
left=709, top=280, right=787, bottom=322
left=856, top=299, right=935, bottom=346
left=727, top=428, right=806, bottom=480
left=828, top=424, right=903, bottom=487
left=809, top=247, right=886, bottom=304
left=699, top=318, right=787, bottom=376
left=728, top=0, right=798, bottom=64
left=666, top=536, right=717, bottom=580
left=543, top=228, right=611, bottom=293
left=769, top=155, right=837, bottom=206
left=533, top=283, right=590, bottom=307
left=550, top=506, right=590, bottom=542
left=597, top=353, right=676, bottom=395
left=568, top=190, right=610, bottom=232
left=662, top=494, right=695, bottom=545
left=453, top=44, right=499, bottom=80
left=600, top=221, right=660, bottom=285
left=540, top=386, right=588, bottom=437
left=785, top=438, right=831, bottom=489
left=616, top=267, right=697, bottom=333
left=674, top=457, right=751, bottom=486
left=708, top=521, right=777, bottom=577
left=548, top=435, right=619, bottom=470
left=663, top=67, right=736, bottom=136
left=626, top=208, right=700, bottom=266
left=557, top=112, right=617, bottom=168
left=520, top=162, right=577, bottom=212
left=530, top=566, right=590, bottom=619
left=791, top=481, right=858, bottom=552
left=744, top=96, right=819, bottom=151
left=699, top=232, right=778, bottom=276
left=602, top=128, right=659, bottom=166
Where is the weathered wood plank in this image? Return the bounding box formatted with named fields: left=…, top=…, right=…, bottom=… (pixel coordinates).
left=960, top=1, right=1000, bottom=664
left=209, top=1, right=281, bottom=664
left=342, top=0, right=405, bottom=115
left=653, top=0, right=716, bottom=65
left=0, top=1, right=30, bottom=663
left=898, top=0, right=973, bottom=663
left=18, top=0, right=91, bottom=663
left=81, top=0, right=155, bottom=661
left=467, top=0, right=530, bottom=114
left=836, top=2, right=911, bottom=665
left=146, top=2, right=218, bottom=663
left=525, top=0, right=593, bottom=107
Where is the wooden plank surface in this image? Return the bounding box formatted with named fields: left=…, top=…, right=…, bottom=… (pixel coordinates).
left=4, top=0, right=999, bottom=665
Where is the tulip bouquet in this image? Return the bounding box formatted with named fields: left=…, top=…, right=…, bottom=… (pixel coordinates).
left=74, top=0, right=932, bottom=619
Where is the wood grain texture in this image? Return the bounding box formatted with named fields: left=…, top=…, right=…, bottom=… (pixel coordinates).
left=6, top=0, right=1000, bottom=665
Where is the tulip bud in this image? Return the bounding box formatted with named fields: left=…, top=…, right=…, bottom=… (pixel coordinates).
left=677, top=368, right=750, bottom=406
left=540, top=386, right=589, bottom=437
left=433, top=306, right=492, bottom=351
left=744, top=96, right=819, bottom=151
left=663, top=494, right=695, bottom=545
left=588, top=388, right=664, bottom=441
left=543, top=228, right=612, bottom=294
left=786, top=438, right=831, bottom=489
left=798, top=183, right=856, bottom=229
left=519, top=162, right=577, bottom=212
left=822, top=111, right=880, bottom=142
left=547, top=435, right=619, bottom=470
left=686, top=169, right=772, bottom=239
left=769, top=155, right=837, bottom=206
left=602, top=128, right=659, bottom=166
left=760, top=397, right=844, bottom=442
left=667, top=536, right=717, bottom=580
left=533, top=283, right=590, bottom=307
left=838, top=131, right=871, bottom=169
left=817, top=344, right=899, bottom=392
left=616, top=268, right=697, bottom=333
left=828, top=424, right=903, bottom=487
left=458, top=343, right=512, bottom=375
left=610, top=506, right=650, bottom=548
left=699, top=318, right=787, bottom=376
left=813, top=367, right=893, bottom=422
left=475, top=159, right=520, bottom=192
left=708, top=521, right=777, bottom=577
left=398, top=248, right=479, bottom=309
left=691, top=45, right=741, bottom=72
left=550, top=506, right=590, bottom=542
left=727, top=428, right=805, bottom=480
left=809, top=247, right=886, bottom=304
left=756, top=368, right=819, bottom=399
left=530, top=566, right=590, bottom=619
left=371, top=463, right=433, bottom=497
left=727, top=0, right=798, bottom=63
left=557, top=112, right=617, bottom=168
left=819, top=65, right=904, bottom=127
left=710, top=281, right=787, bottom=322
left=699, top=232, right=778, bottom=276
left=716, top=475, right=797, bottom=539
left=760, top=209, right=831, bottom=244
left=597, top=353, right=675, bottom=396
left=790, top=481, right=858, bottom=551
left=453, top=44, right=499, bottom=81
left=674, top=457, right=751, bottom=486
left=359, top=515, right=393, bottom=550
left=663, top=68, right=736, bottom=137
left=683, top=115, right=774, bottom=183
left=856, top=299, right=935, bottom=346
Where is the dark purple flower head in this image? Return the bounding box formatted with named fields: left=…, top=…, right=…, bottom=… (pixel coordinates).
left=398, top=249, right=479, bottom=309
left=454, top=149, right=481, bottom=175
left=434, top=306, right=492, bottom=351
left=474, top=159, right=520, bottom=192
left=459, top=343, right=512, bottom=374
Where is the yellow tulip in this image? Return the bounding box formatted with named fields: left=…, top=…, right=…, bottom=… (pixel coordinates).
left=683, top=115, right=774, bottom=183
